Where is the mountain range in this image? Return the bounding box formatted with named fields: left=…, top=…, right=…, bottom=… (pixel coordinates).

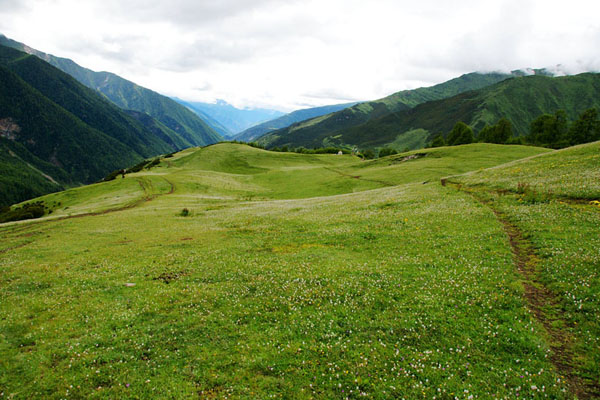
left=2, top=33, right=600, bottom=207
left=232, top=102, right=358, bottom=142
left=0, top=44, right=214, bottom=206
left=257, top=71, right=600, bottom=150
left=173, top=99, right=285, bottom=136
left=0, top=34, right=221, bottom=147
left=256, top=72, right=515, bottom=148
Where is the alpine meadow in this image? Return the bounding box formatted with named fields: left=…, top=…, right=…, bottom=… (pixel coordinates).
left=1, top=1, right=600, bottom=399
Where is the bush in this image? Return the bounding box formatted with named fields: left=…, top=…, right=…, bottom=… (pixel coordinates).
left=127, top=160, right=150, bottom=173
left=146, top=158, right=161, bottom=169
left=0, top=201, right=47, bottom=223
left=103, top=169, right=124, bottom=181
left=179, top=208, right=190, bottom=217
left=378, top=147, right=398, bottom=157
left=362, top=149, right=375, bottom=159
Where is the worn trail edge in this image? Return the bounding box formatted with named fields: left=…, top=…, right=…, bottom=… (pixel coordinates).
left=448, top=182, right=598, bottom=399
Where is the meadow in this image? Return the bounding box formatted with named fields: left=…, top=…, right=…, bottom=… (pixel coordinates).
left=0, top=142, right=598, bottom=399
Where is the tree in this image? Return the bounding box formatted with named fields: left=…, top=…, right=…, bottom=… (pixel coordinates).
left=430, top=133, right=446, bottom=148
left=478, top=119, right=513, bottom=144
left=529, top=110, right=568, bottom=148
left=494, top=118, right=513, bottom=143
left=447, top=122, right=474, bottom=146
left=568, top=108, right=600, bottom=145
left=378, top=147, right=398, bottom=157
left=477, top=125, right=494, bottom=143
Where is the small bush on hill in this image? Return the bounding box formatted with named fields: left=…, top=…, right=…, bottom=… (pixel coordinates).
left=146, top=158, right=160, bottom=169
left=0, top=201, right=47, bottom=223
left=127, top=160, right=150, bottom=174
left=378, top=147, right=398, bottom=157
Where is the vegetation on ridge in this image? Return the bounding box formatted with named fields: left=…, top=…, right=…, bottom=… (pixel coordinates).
left=259, top=73, right=600, bottom=152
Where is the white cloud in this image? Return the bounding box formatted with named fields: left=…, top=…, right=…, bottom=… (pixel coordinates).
left=1, top=0, right=599, bottom=110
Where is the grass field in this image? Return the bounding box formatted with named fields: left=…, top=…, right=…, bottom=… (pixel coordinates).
left=1, top=142, right=598, bottom=399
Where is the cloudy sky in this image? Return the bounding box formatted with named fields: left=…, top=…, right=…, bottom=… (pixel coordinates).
left=1, top=0, right=599, bottom=110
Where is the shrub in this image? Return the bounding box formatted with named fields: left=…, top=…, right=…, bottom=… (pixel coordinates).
left=179, top=208, right=190, bottom=217
left=0, top=202, right=47, bottom=223
left=127, top=160, right=150, bottom=173
left=378, top=147, right=398, bottom=157
left=146, top=158, right=161, bottom=169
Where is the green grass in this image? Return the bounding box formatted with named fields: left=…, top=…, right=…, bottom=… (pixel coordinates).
left=452, top=141, right=600, bottom=199
left=387, top=128, right=429, bottom=151
left=453, top=140, right=600, bottom=393
left=0, top=142, right=596, bottom=399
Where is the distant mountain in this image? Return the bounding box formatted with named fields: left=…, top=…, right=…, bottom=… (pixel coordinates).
left=177, top=99, right=285, bottom=135
left=0, top=34, right=221, bottom=146
left=257, top=72, right=514, bottom=148
left=173, top=98, right=232, bottom=137
left=0, top=45, right=192, bottom=206
left=232, top=102, right=358, bottom=142
left=261, top=72, right=600, bottom=151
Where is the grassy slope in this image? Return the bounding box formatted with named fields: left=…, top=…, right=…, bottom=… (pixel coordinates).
left=1, top=143, right=597, bottom=399
left=452, top=141, right=600, bottom=392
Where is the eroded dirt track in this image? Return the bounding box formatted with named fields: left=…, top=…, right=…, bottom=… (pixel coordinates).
left=450, top=183, right=599, bottom=399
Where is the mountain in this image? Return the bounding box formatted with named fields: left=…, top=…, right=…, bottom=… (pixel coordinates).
left=256, top=72, right=514, bottom=148
left=177, top=99, right=285, bottom=135
left=173, top=98, right=232, bottom=137
left=0, top=34, right=222, bottom=146
left=232, top=102, right=358, bottom=142
left=0, top=44, right=195, bottom=206
left=330, top=72, right=600, bottom=150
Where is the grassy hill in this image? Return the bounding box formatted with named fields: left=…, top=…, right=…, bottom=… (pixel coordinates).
left=0, top=34, right=222, bottom=146
left=257, top=72, right=512, bottom=148
left=6, top=142, right=600, bottom=398
left=233, top=102, right=358, bottom=142
left=262, top=73, right=600, bottom=151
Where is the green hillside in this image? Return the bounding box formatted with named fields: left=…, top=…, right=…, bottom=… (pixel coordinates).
left=0, top=64, right=142, bottom=197
left=1, top=47, right=174, bottom=157
left=0, top=138, right=67, bottom=206
left=233, top=102, right=358, bottom=142
left=0, top=45, right=219, bottom=206
left=0, top=34, right=222, bottom=146
left=3, top=142, right=600, bottom=398
left=258, top=72, right=512, bottom=148
left=264, top=73, right=600, bottom=151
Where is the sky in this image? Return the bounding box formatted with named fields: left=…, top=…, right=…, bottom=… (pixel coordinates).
left=1, top=0, right=599, bottom=111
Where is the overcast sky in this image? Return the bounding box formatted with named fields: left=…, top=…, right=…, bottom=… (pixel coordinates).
left=1, top=0, right=599, bottom=111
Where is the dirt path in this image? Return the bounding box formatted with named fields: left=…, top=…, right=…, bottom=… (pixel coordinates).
left=449, top=183, right=598, bottom=399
